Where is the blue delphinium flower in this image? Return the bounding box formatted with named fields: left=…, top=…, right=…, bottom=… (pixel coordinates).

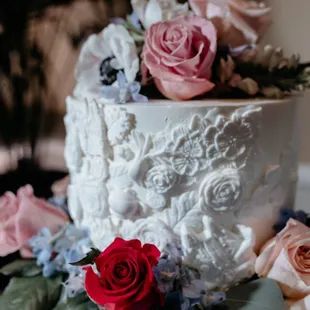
left=29, top=224, right=91, bottom=279
left=273, top=208, right=308, bottom=232
left=153, top=258, right=180, bottom=294
left=102, top=71, right=148, bottom=104
left=181, top=279, right=225, bottom=309
left=201, top=291, right=226, bottom=308
left=63, top=273, right=86, bottom=300
left=129, top=11, right=142, bottom=30
left=29, top=227, right=53, bottom=257
left=48, top=196, right=69, bottom=215
left=43, top=261, right=57, bottom=278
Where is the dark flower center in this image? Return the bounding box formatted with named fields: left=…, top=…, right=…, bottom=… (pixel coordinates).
left=100, top=56, right=119, bottom=85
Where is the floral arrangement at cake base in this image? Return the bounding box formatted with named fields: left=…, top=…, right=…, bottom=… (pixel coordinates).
left=2, top=179, right=310, bottom=310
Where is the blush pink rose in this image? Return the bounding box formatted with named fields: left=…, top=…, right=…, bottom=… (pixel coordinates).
left=51, top=176, right=70, bottom=197
left=0, top=185, right=68, bottom=258
left=255, top=219, right=310, bottom=300
left=142, top=16, right=217, bottom=101
left=189, top=0, right=271, bottom=47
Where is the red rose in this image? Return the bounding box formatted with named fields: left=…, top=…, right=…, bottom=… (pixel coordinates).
left=85, top=238, right=164, bottom=310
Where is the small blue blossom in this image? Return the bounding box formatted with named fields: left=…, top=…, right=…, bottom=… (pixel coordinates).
left=182, top=280, right=225, bottom=309
left=274, top=208, right=308, bottom=232
left=201, top=291, right=226, bottom=308
left=29, top=227, right=52, bottom=256
left=28, top=224, right=91, bottom=279
left=36, top=248, right=53, bottom=266
left=48, top=196, right=69, bottom=215
left=129, top=11, right=142, bottom=30
left=102, top=71, right=148, bottom=104
left=43, top=261, right=57, bottom=278
left=63, top=273, right=86, bottom=299
left=153, top=258, right=179, bottom=293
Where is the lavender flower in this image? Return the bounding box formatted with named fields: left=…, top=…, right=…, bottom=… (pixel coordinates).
left=42, top=261, right=57, bottom=278
left=48, top=196, right=68, bottom=215
left=63, top=272, right=86, bottom=299
left=182, top=280, right=225, bottom=309
left=102, top=71, right=148, bottom=104
left=153, top=258, right=180, bottom=293
left=129, top=12, right=142, bottom=30
left=29, top=227, right=53, bottom=256
left=29, top=224, right=91, bottom=278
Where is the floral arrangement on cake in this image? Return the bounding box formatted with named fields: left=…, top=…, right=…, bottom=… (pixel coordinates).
left=75, top=0, right=310, bottom=103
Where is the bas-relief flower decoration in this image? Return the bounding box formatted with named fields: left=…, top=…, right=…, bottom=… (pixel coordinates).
left=165, top=125, right=207, bottom=176
left=146, top=191, right=166, bottom=210
left=144, top=164, right=178, bottom=194
left=199, top=168, right=243, bottom=213
left=131, top=0, right=189, bottom=29
left=104, top=106, right=135, bottom=145
left=75, top=24, right=139, bottom=95
left=121, top=218, right=177, bottom=251
left=69, top=104, right=263, bottom=278
left=204, top=106, right=261, bottom=168
left=180, top=215, right=257, bottom=289
left=161, top=105, right=261, bottom=178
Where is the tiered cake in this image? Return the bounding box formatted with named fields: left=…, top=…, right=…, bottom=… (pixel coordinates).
left=64, top=0, right=309, bottom=290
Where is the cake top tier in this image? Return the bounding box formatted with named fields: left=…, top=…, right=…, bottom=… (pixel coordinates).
left=73, top=0, right=310, bottom=104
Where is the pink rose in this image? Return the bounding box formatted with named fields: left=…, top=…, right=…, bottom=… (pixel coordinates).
left=255, top=219, right=310, bottom=300
left=0, top=185, right=68, bottom=258
left=142, top=16, right=217, bottom=101
left=189, top=0, right=271, bottom=47
left=51, top=176, right=70, bottom=197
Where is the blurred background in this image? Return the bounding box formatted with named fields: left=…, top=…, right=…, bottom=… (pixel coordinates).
left=264, top=0, right=310, bottom=209
left=0, top=0, right=309, bottom=200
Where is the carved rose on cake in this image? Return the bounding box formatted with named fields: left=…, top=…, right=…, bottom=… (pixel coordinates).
left=199, top=168, right=243, bottom=212
left=122, top=219, right=177, bottom=251
left=146, top=191, right=166, bottom=210
left=144, top=165, right=177, bottom=193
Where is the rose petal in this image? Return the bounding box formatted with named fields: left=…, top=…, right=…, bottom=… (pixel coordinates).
left=154, top=77, right=214, bottom=101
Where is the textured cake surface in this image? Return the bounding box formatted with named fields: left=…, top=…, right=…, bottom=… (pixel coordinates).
left=65, top=97, right=300, bottom=288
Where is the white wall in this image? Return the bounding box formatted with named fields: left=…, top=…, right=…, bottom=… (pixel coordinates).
left=264, top=0, right=310, bottom=162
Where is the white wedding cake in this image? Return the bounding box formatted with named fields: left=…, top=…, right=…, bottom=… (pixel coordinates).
left=65, top=96, right=301, bottom=288
left=64, top=0, right=309, bottom=290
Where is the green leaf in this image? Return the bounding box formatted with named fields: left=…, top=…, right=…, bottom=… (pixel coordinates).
left=53, top=293, right=98, bottom=310
left=213, top=278, right=284, bottom=310
left=70, top=248, right=101, bottom=267
left=0, top=275, right=62, bottom=310
left=0, top=259, right=42, bottom=277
